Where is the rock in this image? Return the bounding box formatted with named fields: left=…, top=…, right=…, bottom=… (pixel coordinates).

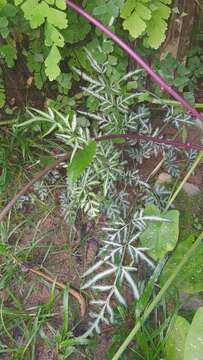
left=156, top=172, right=172, bottom=184
left=183, top=182, right=200, bottom=197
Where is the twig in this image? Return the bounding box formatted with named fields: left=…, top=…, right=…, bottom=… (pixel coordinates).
left=29, top=268, right=86, bottom=317
left=11, top=255, right=86, bottom=317
left=0, top=154, right=68, bottom=223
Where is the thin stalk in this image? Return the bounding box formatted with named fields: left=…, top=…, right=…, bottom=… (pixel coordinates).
left=165, top=151, right=203, bottom=211
left=0, top=119, right=17, bottom=126
left=67, top=0, right=203, bottom=125
left=112, top=230, right=203, bottom=360
left=96, top=133, right=203, bottom=152
left=150, top=98, right=203, bottom=109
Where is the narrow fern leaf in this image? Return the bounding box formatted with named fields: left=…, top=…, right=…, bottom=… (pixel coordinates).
left=82, top=259, right=104, bottom=278
left=82, top=267, right=116, bottom=289
left=114, top=286, right=127, bottom=306
left=123, top=270, right=139, bottom=299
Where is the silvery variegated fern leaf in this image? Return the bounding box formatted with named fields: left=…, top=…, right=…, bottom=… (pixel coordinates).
left=81, top=210, right=170, bottom=336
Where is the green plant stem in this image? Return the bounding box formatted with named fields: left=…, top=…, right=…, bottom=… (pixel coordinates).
left=150, top=98, right=203, bottom=109
left=0, top=119, right=17, bottom=126
left=112, top=230, right=203, bottom=360
left=164, top=151, right=203, bottom=212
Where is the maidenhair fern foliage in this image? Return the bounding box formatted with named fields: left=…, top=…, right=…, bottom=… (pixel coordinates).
left=17, top=51, right=197, bottom=335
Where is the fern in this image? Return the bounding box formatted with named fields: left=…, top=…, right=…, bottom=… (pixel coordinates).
left=81, top=212, right=161, bottom=336
left=120, top=0, right=172, bottom=49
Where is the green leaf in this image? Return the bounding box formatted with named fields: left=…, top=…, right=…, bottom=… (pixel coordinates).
left=184, top=308, right=203, bottom=360
left=0, top=242, right=8, bottom=255
left=21, top=0, right=49, bottom=29
left=140, top=204, right=179, bottom=260
left=68, top=141, right=97, bottom=183
left=165, top=316, right=190, bottom=360
left=121, top=0, right=151, bottom=39
left=120, top=0, right=172, bottom=49
left=0, top=0, right=6, bottom=8
left=46, top=7, right=68, bottom=29
left=45, top=44, right=61, bottom=81
left=160, top=235, right=203, bottom=294
left=15, top=0, right=23, bottom=5
left=45, top=22, right=64, bottom=47
left=0, top=42, right=17, bottom=67
left=55, top=0, right=66, bottom=10
left=39, top=155, right=55, bottom=166
left=63, top=12, right=90, bottom=44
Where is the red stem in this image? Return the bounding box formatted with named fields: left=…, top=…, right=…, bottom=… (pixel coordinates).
left=96, top=133, right=203, bottom=152
left=66, top=0, right=203, bottom=125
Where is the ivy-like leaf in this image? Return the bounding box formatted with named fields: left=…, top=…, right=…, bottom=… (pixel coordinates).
left=45, top=44, right=61, bottom=81
left=68, top=141, right=97, bottom=183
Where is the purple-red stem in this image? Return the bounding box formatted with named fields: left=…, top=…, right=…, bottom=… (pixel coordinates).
left=67, top=0, right=203, bottom=125
left=96, top=133, right=203, bottom=152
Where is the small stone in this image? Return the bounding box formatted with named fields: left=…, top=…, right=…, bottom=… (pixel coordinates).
left=156, top=172, right=172, bottom=184
left=183, top=182, right=200, bottom=197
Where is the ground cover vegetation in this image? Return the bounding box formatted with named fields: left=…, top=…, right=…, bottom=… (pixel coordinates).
left=1, top=0, right=203, bottom=359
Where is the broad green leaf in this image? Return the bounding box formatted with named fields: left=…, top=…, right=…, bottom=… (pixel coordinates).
left=140, top=204, right=179, bottom=260
left=184, top=307, right=203, bottom=360
left=68, top=141, right=97, bottom=183
left=165, top=316, right=190, bottom=360
left=45, top=44, right=61, bottom=81
left=160, top=235, right=203, bottom=294
left=45, top=22, right=64, bottom=48
left=46, top=7, right=68, bottom=29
